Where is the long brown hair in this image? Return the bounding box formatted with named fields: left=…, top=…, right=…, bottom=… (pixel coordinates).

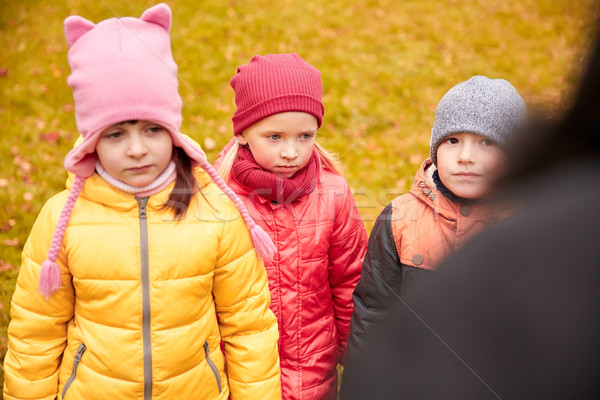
left=162, top=146, right=199, bottom=219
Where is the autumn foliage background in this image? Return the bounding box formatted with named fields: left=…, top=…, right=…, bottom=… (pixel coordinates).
left=0, top=0, right=599, bottom=389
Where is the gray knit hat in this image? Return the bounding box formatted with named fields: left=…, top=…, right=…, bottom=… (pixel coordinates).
left=430, top=75, right=527, bottom=165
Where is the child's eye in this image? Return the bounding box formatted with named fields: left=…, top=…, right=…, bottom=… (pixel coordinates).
left=481, top=139, right=496, bottom=146
left=300, top=133, right=314, bottom=140
left=105, top=131, right=124, bottom=139
left=147, top=125, right=166, bottom=134
left=445, top=137, right=459, bottom=144
left=267, top=134, right=281, bottom=141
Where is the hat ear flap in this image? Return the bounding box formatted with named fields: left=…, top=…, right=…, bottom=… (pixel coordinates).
left=140, top=3, right=171, bottom=32
left=64, top=15, right=95, bottom=47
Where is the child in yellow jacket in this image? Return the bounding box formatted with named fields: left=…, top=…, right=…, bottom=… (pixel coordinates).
left=3, top=4, right=280, bottom=399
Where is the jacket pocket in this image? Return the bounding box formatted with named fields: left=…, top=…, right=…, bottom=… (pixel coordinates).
left=62, top=342, right=87, bottom=399
left=204, top=340, right=222, bottom=393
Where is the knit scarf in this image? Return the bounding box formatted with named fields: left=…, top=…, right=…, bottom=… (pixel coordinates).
left=95, top=160, right=177, bottom=197
left=231, top=145, right=320, bottom=203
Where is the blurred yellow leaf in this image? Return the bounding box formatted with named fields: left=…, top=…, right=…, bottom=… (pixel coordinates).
left=3, top=238, right=19, bottom=247
left=409, top=155, right=423, bottom=165
left=13, top=156, right=32, bottom=173
left=395, top=178, right=408, bottom=188
left=0, top=260, right=16, bottom=273
left=0, top=219, right=16, bottom=232
left=40, top=132, right=61, bottom=144
left=204, top=137, right=216, bottom=151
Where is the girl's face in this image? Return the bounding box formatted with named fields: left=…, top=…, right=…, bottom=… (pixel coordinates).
left=436, top=132, right=508, bottom=199
left=238, top=112, right=317, bottom=178
left=96, top=120, right=173, bottom=187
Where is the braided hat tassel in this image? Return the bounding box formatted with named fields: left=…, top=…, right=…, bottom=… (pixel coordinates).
left=39, top=176, right=85, bottom=298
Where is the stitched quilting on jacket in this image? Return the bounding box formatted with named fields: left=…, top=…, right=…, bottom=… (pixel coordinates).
left=225, top=162, right=368, bottom=400
left=3, top=169, right=281, bottom=400
left=392, top=159, right=496, bottom=270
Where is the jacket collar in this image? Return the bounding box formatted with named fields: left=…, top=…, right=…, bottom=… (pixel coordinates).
left=65, top=167, right=212, bottom=213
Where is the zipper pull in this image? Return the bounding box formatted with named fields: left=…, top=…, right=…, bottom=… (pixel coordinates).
left=137, top=197, right=148, bottom=219
left=74, top=343, right=87, bottom=361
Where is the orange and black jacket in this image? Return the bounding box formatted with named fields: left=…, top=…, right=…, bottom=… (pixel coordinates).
left=347, top=159, right=508, bottom=356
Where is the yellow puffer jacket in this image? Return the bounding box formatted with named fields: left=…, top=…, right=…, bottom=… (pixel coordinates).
left=4, top=169, right=281, bottom=400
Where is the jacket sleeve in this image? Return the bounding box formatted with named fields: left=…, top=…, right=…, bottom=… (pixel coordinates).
left=3, top=195, right=75, bottom=400
left=212, top=203, right=281, bottom=400
left=346, top=203, right=403, bottom=362
left=327, top=180, right=368, bottom=366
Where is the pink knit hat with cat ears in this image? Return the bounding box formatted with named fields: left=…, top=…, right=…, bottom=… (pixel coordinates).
left=39, top=3, right=275, bottom=298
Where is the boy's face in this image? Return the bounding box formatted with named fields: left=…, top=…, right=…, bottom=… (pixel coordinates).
left=436, top=132, right=508, bottom=199
left=238, top=112, right=317, bottom=178
left=96, top=120, right=173, bottom=187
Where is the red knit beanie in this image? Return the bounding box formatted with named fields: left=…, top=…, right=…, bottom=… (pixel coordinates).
left=230, top=53, right=325, bottom=135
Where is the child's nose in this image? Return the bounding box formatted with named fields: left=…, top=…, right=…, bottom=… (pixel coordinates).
left=281, top=141, right=298, bottom=159
left=457, top=144, right=474, bottom=164
left=126, top=134, right=148, bottom=157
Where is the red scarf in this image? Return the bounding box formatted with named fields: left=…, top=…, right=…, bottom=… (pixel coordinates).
left=232, top=144, right=320, bottom=203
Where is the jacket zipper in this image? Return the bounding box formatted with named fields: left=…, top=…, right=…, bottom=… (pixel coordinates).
left=137, top=197, right=153, bottom=400
left=61, top=343, right=87, bottom=399
left=204, top=341, right=222, bottom=393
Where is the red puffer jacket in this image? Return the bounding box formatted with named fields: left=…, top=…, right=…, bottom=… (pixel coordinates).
left=221, top=152, right=367, bottom=400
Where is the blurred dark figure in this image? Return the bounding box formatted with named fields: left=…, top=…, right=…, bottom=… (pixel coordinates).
left=340, top=35, right=600, bottom=400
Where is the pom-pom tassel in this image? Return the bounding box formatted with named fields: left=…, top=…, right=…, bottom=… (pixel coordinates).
left=250, top=224, right=276, bottom=261
left=39, top=259, right=62, bottom=299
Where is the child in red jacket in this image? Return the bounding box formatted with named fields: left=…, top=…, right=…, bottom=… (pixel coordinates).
left=217, top=53, right=368, bottom=400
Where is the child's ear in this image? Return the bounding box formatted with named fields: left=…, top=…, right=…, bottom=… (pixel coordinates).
left=64, top=16, right=95, bottom=47
left=140, top=3, right=171, bottom=32
left=237, top=134, right=248, bottom=145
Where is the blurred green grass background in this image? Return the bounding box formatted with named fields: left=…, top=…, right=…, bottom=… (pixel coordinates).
left=1, top=0, right=598, bottom=391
